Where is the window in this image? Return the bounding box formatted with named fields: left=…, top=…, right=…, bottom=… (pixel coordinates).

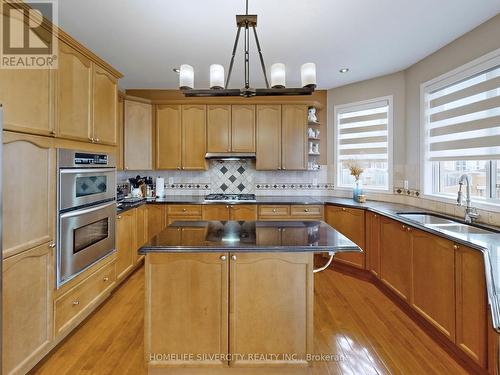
left=334, top=97, right=393, bottom=191
left=422, top=50, right=500, bottom=206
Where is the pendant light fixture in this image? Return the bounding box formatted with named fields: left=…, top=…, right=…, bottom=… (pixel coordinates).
left=178, top=0, right=316, bottom=97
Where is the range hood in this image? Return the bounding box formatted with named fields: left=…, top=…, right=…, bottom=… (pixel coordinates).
left=205, top=152, right=256, bottom=161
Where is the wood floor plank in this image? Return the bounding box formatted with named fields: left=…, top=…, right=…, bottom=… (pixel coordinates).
left=30, top=265, right=470, bottom=375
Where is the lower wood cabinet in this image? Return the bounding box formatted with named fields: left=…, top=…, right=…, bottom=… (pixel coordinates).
left=148, top=204, right=167, bottom=238
left=202, top=204, right=258, bottom=221
left=136, top=205, right=149, bottom=263
left=411, top=229, right=456, bottom=341
left=379, top=217, right=411, bottom=301
left=116, top=209, right=137, bottom=281
left=258, top=205, right=323, bottom=221
left=455, top=245, right=488, bottom=367
left=366, top=212, right=381, bottom=276
left=324, top=205, right=365, bottom=268
left=167, top=204, right=202, bottom=225
left=2, top=243, right=54, bottom=375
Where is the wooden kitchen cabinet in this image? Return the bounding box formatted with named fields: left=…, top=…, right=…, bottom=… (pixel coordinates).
left=182, top=105, right=207, bottom=170
left=230, top=204, right=258, bottom=220
left=136, top=205, right=149, bottom=262
left=124, top=99, right=153, bottom=170
left=156, top=104, right=182, bottom=169
left=92, top=65, right=118, bottom=145
left=0, top=68, right=54, bottom=136
left=256, top=104, right=281, bottom=170
left=281, top=104, right=307, bottom=170
left=231, top=105, right=255, bottom=152
left=455, top=245, right=488, bottom=367
left=379, top=217, right=411, bottom=301
left=202, top=204, right=230, bottom=221
left=167, top=204, right=202, bottom=225
left=366, top=211, right=381, bottom=276
left=202, top=204, right=257, bottom=221
left=207, top=105, right=231, bottom=153
left=116, top=210, right=136, bottom=281
left=2, top=132, right=55, bottom=258
left=2, top=243, right=54, bottom=375
left=229, top=252, right=313, bottom=367
left=116, top=93, right=125, bottom=170
left=325, top=205, right=365, bottom=268
left=56, top=41, right=92, bottom=142
left=148, top=204, right=166, bottom=238
left=411, top=230, right=456, bottom=341
left=146, top=252, right=229, bottom=367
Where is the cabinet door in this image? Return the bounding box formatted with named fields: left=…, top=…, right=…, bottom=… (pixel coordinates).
left=202, top=205, right=230, bottom=221
left=231, top=105, right=255, bottom=152
left=182, top=105, right=207, bottom=170
left=116, top=210, right=136, bottom=281
left=207, top=105, right=231, bottom=153
left=366, top=212, right=381, bottom=276
left=256, top=105, right=281, bottom=170
left=324, top=206, right=365, bottom=268
left=56, top=41, right=92, bottom=142
left=156, top=104, right=182, bottom=170
left=281, top=105, right=307, bottom=170
left=379, top=218, right=411, bottom=301
left=146, top=253, right=229, bottom=367
left=230, top=204, right=257, bottom=220
left=456, top=245, right=487, bottom=367
left=0, top=68, right=53, bottom=135
left=411, top=230, right=455, bottom=341
left=229, top=252, right=313, bottom=367
left=3, top=243, right=53, bottom=375
left=2, top=132, right=55, bottom=258
left=136, top=205, right=149, bottom=251
left=92, top=65, right=117, bottom=145
left=116, top=94, right=125, bottom=170
left=148, top=204, right=166, bottom=239
left=124, top=100, right=153, bottom=170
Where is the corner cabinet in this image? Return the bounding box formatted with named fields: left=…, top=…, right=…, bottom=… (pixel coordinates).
left=2, top=243, right=54, bottom=375
left=124, top=99, right=153, bottom=170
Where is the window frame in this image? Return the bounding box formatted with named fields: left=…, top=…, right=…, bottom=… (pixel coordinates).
left=420, top=47, right=500, bottom=210
left=333, top=95, right=394, bottom=193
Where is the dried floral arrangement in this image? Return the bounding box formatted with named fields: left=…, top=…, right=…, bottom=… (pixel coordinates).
left=344, top=160, right=364, bottom=181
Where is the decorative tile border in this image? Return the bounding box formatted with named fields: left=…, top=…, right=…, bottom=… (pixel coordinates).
left=394, top=187, right=420, bottom=197
left=166, top=183, right=211, bottom=190
left=255, top=183, right=334, bottom=190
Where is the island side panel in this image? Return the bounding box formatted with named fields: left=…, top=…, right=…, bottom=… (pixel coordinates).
left=145, top=252, right=229, bottom=368
left=229, top=252, right=314, bottom=368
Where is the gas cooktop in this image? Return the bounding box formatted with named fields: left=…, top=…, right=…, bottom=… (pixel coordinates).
left=204, top=194, right=256, bottom=202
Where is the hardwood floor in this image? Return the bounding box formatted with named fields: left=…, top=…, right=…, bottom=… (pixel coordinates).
left=30, top=264, right=468, bottom=375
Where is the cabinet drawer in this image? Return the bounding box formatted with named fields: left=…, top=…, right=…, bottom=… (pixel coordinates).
left=55, top=261, right=116, bottom=336
left=167, top=204, right=202, bottom=216
left=258, top=205, right=290, bottom=218
left=290, top=205, right=323, bottom=218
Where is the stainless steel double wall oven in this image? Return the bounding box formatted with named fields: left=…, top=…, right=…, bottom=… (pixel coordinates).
left=57, top=149, right=116, bottom=287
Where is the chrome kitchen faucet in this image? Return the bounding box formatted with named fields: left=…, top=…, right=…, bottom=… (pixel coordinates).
left=457, top=174, right=480, bottom=224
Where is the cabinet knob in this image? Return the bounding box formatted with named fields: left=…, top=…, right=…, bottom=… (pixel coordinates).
left=231, top=255, right=237, bottom=261
left=50, top=130, right=56, bottom=135
left=48, top=242, right=56, bottom=248
left=117, top=215, right=122, bottom=220
left=453, top=245, right=459, bottom=250
left=406, top=227, right=411, bottom=232
left=89, top=137, right=94, bottom=143
left=177, top=166, right=181, bottom=170
left=182, top=208, right=187, bottom=212
left=72, top=300, right=80, bottom=306
left=95, top=138, right=100, bottom=143
left=272, top=209, right=277, bottom=213
left=282, top=167, right=286, bottom=170
left=103, top=276, right=109, bottom=282
left=220, top=255, right=227, bottom=261
left=342, top=208, right=346, bottom=211
left=374, top=214, right=378, bottom=218
left=278, top=167, right=282, bottom=170
left=226, top=205, right=229, bottom=209
left=181, top=167, right=185, bottom=170
left=304, top=209, right=309, bottom=212
left=402, top=224, right=406, bottom=229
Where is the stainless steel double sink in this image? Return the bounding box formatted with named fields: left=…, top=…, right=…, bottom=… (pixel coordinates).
left=397, top=212, right=500, bottom=236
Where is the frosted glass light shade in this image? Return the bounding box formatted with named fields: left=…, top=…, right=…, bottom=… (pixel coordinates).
left=301, top=63, right=317, bottom=88
left=271, top=63, right=286, bottom=88
left=179, top=64, right=194, bottom=89
left=210, top=64, right=225, bottom=89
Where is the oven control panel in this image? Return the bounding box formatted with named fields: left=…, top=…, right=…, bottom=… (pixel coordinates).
left=74, top=152, right=108, bottom=165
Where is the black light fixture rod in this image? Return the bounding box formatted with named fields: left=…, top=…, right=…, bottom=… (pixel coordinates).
left=245, top=0, right=249, bottom=15
left=252, top=26, right=270, bottom=89
left=225, top=25, right=242, bottom=89
left=244, top=21, right=250, bottom=89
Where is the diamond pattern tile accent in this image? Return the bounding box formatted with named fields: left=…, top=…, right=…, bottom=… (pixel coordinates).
left=237, top=166, right=245, bottom=174
left=229, top=175, right=237, bottom=183
left=220, top=166, right=228, bottom=174
left=220, top=183, right=228, bottom=191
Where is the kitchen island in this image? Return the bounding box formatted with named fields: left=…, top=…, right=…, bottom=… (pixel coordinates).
left=140, top=220, right=361, bottom=375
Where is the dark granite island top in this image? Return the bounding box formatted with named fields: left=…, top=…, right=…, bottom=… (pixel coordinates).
left=139, top=220, right=361, bottom=254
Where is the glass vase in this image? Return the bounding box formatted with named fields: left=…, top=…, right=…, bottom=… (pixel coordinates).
left=353, top=180, right=363, bottom=201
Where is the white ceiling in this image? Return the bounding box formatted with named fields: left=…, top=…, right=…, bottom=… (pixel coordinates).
left=58, top=0, right=500, bottom=90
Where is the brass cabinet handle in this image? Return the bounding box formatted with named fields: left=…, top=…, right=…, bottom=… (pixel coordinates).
left=103, top=276, right=109, bottom=282
left=231, top=255, right=237, bottom=261
left=95, top=138, right=100, bottom=143
left=282, top=167, right=286, bottom=170
left=50, top=130, right=56, bottom=135
left=48, top=242, right=56, bottom=248
left=220, top=255, right=227, bottom=261
left=72, top=300, right=80, bottom=306
left=342, top=208, right=346, bottom=211
left=272, top=209, right=277, bottom=213
left=304, top=209, right=309, bottom=212
left=406, top=227, right=411, bottom=232
left=453, top=245, right=459, bottom=250
left=226, top=205, right=229, bottom=209
left=402, top=224, right=406, bottom=229
left=117, top=215, right=122, bottom=220
left=182, top=208, right=187, bottom=212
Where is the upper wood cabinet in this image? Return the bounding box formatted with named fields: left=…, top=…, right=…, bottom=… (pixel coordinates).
left=281, top=105, right=307, bottom=170
left=380, top=217, right=411, bottom=301
left=0, top=68, right=54, bottom=136
left=324, top=206, right=365, bottom=268
left=207, top=105, right=231, bottom=153
left=124, top=99, right=153, bottom=170
left=231, top=105, right=255, bottom=152
left=256, top=105, right=281, bottom=170
left=2, top=132, right=55, bottom=258
left=116, top=94, right=125, bottom=170
left=456, top=245, right=488, bottom=367
left=2, top=243, right=54, bottom=375
left=182, top=105, right=207, bottom=170
left=156, top=105, right=182, bottom=170
left=411, top=229, right=456, bottom=341
left=92, top=65, right=118, bottom=145
left=56, top=41, right=92, bottom=142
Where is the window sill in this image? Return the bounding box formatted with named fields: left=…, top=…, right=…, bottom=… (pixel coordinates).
left=421, top=193, right=500, bottom=213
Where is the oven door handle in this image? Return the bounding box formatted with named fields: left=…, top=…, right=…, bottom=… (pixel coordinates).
left=59, top=168, right=116, bottom=175
left=59, top=201, right=116, bottom=219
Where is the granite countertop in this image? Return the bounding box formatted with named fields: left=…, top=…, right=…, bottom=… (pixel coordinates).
left=139, top=220, right=361, bottom=254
